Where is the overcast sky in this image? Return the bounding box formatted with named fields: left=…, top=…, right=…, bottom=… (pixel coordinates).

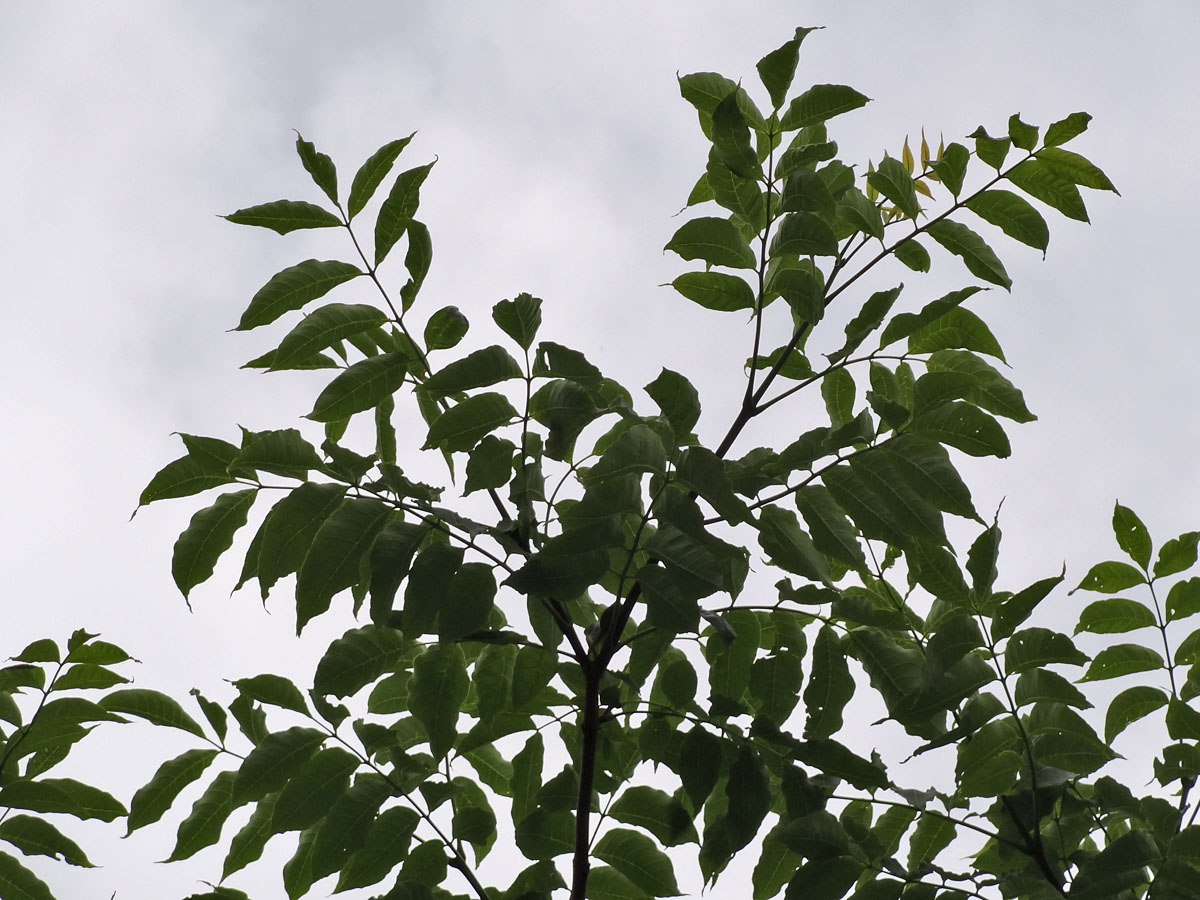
left=2, top=4, right=1198, bottom=898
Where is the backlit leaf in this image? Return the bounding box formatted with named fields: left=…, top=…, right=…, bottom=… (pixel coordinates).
left=665, top=217, right=757, bottom=269
left=409, top=644, right=469, bottom=760
left=296, top=497, right=391, bottom=632
left=172, top=489, right=256, bottom=599
left=1105, top=685, right=1168, bottom=743
left=236, top=259, right=362, bottom=331
left=375, top=162, right=435, bottom=265
left=781, top=84, right=870, bottom=131
left=225, top=200, right=341, bottom=235
left=423, top=345, right=523, bottom=398
left=926, top=219, right=1011, bottom=289
left=424, top=392, right=518, bottom=453
left=348, top=134, right=415, bottom=219
left=867, top=158, right=919, bottom=219
left=0, top=778, right=125, bottom=822
left=965, top=189, right=1049, bottom=252
left=595, top=828, right=680, bottom=897
left=308, top=351, right=407, bottom=422
left=1007, top=159, right=1088, bottom=222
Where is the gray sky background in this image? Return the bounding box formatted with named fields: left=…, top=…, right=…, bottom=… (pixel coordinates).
left=2, top=4, right=1198, bottom=898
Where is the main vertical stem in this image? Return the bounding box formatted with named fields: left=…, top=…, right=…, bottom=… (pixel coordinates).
left=570, top=662, right=602, bottom=900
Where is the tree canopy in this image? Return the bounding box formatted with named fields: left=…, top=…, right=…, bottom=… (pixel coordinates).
left=5, top=23, right=1198, bottom=900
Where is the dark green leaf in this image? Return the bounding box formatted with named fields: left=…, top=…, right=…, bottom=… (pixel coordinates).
left=1156, top=532, right=1200, bottom=578
left=127, top=749, right=221, bottom=835
left=1075, top=597, right=1156, bottom=634
left=409, top=644, right=469, bottom=760
left=908, top=402, right=1010, bottom=458
left=1007, top=159, right=1088, bottom=222
left=1168, top=578, right=1200, bottom=622
left=222, top=792, right=277, bottom=878
left=781, top=168, right=835, bottom=215
left=711, top=91, right=761, bottom=179
left=594, top=828, right=680, bottom=897
left=1112, top=502, right=1152, bottom=570
left=908, top=308, right=1006, bottom=361
left=0, top=778, right=125, bottom=822
left=424, top=305, right=469, bottom=351
left=255, top=483, right=348, bottom=597
left=834, top=285, right=903, bottom=362
left=1005, top=627, right=1088, bottom=674
left=794, top=485, right=866, bottom=570
left=781, top=84, right=870, bottom=131
left=665, top=217, right=757, bottom=269
left=770, top=212, right=839, bottom=257
left=0, top=851, right=53, bottom=900
left=100, top=688, right=205, bottom=738
left=756, top=28, right=815, bottom=111
left=336, top=806, right=420, bottom=891
left=926, top=350, right=1033, bottom=421
left=309, top=773, right=394, bottom=878
left=424, top=392, right=517, bottom=452
left=1036, top=146, right=1118, bottom=193
left=671, top=271, right=756, bottom=313
left=348, top=134, right=415, bottom=220
left=313, top=625, right=409, bottom=698
left=646, top=368, right=701, bottom=436
left=423, top=345, right=523, bottom=398
left=225, top=200, right=341, bottom=235
left=868, top=157, right=920, bottom=219
left=893, top=238, right=930, bottom=272
left=1008, top=114, right=1039, bottom=151
left=965, top=189, right=1049, bottom=252
left=878, top=286, right=981, bottom=349
left=234, top=674, right=309, bottom=716
left=758, top=506, right=831, bottom=585
left=231, top=428, right=323, bottom=480
left=970, top=126, right=1010, bottom=170
left=236, top=259, right=362, bottom=331
left=492, top=293, right=542, bottom=350
left=272, top=747, right=360, bottom=835
left=295, top=133, right=338, bottom=205
left=926, top=219, right=1011, bottom=289
left=296, top=497, right=391, bottom=632
left=308, top=351, right=407, bottom=422
left=172, top=489, right=256, bottom=599
left=465, top=435, right=515, bottom=496
left=1105, top=685, right=1168, bottom=743
left=931, top=142, right=969, bottom=196
left=269, top=303, right=388, bottom=371
left=836, top=188, right=884, bottom=241
left=375, top=162, right=435, bottom=265
left=1080, top=643, right=1164, bottom=681
left=0, top=815, right=92, bottom=867
left=1013, top=668, right=1090, bottom=709
left=233, top=727, right=326, bottom=804
left=139, top=454, right=234, bottom=507
left=1044, top=111, right=1092, bottom=147
left=1074, top=560, right=1146, bottom=593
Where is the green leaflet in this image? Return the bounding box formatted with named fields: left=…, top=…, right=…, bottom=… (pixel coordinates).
left=780, top=84, right=870, bottom=131
left=348, top=134, right=415, bottom=219
left=375, top=161, right=435, bottom=265
left=665, top=217, right=757, bottom=269
left=236, top=259, right=363, bottom=331
left=172, top=489, right=257, bottom=600
left=225, top=200, right=341, bottom=235
left=926, top=219, right=1012, bottom=289
left=409, top=644, right=469, bottom=760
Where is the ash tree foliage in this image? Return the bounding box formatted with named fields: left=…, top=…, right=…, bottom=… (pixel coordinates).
left=9, top=24, right=1200, bottom=900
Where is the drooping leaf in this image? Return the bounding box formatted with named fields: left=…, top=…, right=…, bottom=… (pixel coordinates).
left=594, top=828, right=681, bottom=897
left=492, top=293, right=542, bottom=350
left=1105, top=685, right=1168, bottom=743
left=0, top=815, right=92, bottom=868
left=225, top=200, right=341, bottom=235
left=0, top=778, right=126, bottom=822
left=254, top=482, right=347, bottom=597
left=965, top=189, right=1050, bottom=252
left=711, top=91, right=761, bottom=180
left=756, top=28, right=815, bottom=111
left=836, top=187, right=884, bottom=241
left=908, top=402, right=1010, bottom=458
left=770, top=212, right=839, bottom=257
left=307, top=351, right=407, bottom=423
left=99, top=688, right=205, bottom=738
left=1007, top=159, right=1089, bottom=222
left=172, top=489, right=256, bottom=599
left=375, top=161, right=435, bottom=265
left=926, top=219, right=1011, bottom=289
left=295, top=497, right=391, bottom=632
left=269, top=303, right=388, bottom=371
left=0, top=851, right=54, bottom=900
left=409, top=644, right=469, bottom=760
left=236, top=260, right=363, bottom=331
